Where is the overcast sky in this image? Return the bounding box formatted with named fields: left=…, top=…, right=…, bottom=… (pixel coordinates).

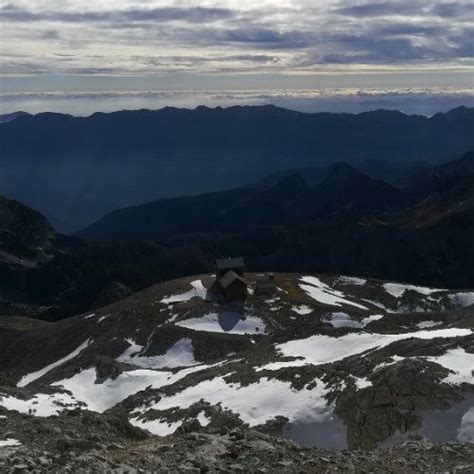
left=0, top=0, right=473, bottom=113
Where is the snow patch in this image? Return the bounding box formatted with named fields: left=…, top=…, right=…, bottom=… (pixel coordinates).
left=277, top=328, right=472, bottom=366
left=17, top=339, right=91, bottom=388
left=130, top=417, right=182, bottom=436
left=176, top=312, right=266, bottom=335
left=338, top=276, right=366, bottom=286
left=361, top=314, right=384, bottom=326
left=383, top=283, right=439, bottom=298
left=161, top=280, right=207, bottom=304
left=323, top=313, right=383, bottom=328
left=353, top=376, right=372, bottom=390
left=426, top=348, right=474, bottom=385
left=0, top=392, right=81, bottom=417
left=416, top=321, right=442, bottom=329
left=0, top=438, right=21, bottom=447
left=139, top=375, right=335, bottom=432
left=2, top=364, right=219, bottom=416
left=197, top=411, right=211, bottom=427
left=323, top=312, right=362, bottom=328
left=256, top=359, right=308, bottom=372
left=292, top=305, right=313, bottom=315
left=117, top=338, right=199, bottom=369
left=300, top=276, right=368, bottom=310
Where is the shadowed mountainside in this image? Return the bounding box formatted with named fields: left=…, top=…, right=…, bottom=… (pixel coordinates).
left=1, top=105, right=473, bottom=231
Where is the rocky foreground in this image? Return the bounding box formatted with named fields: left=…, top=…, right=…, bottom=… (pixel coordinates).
left=0, top=410, right=473, bottom=473
left=1, top=272, right=474, bottom=471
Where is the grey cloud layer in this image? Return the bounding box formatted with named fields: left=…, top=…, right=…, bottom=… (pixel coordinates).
left=0, top=1, right=473, bottom=76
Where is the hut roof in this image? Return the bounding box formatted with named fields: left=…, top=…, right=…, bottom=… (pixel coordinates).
left=219, top=270, right=249, bottom=289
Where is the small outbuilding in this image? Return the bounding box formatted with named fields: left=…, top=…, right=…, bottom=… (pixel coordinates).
left=254, top=273, right=276, bottom=297
left=208, top=257, right=249, bottom=301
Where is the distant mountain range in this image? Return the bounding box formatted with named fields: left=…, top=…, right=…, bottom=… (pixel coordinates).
left=1, top=105, right=473, bottom=232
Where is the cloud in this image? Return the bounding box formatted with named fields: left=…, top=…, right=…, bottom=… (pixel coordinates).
left=430, top=2, right=474, bottom=18
left=0, top=0, right=473, bottom=79
left=0, top=4, right=235, bottom=24
left=334, top=2, right=425, bottom=17
left=213, top=28, right=311, bottom=48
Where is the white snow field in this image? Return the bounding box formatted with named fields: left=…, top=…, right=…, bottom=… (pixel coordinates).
left=17, top=339, right=91, bottom=388
left=161, top=280, right=207, bottom=304
left=300, top=276, right=368, bottom=310
left=426, top=348, right=474, bottom=385
left=117, top=338, right=199, bottom=369
left=1, top=363, right=221, bottom=416
left=277, top=328, right=472, bottom=367
left=176, top=312, right=266, bottom=335
left=133, top=375, right=344, bottom=443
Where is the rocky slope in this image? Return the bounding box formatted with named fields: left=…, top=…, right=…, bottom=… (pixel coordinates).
left=1, top=272, right=473, bottom=471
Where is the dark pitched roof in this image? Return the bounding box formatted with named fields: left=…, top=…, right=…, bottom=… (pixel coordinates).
left=216, top=257, right=245, bottom=270
left=219, top=270, right=249, bottom=289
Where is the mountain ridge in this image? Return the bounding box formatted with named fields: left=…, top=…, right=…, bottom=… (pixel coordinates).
left=1, top=105, right=473, bottom=232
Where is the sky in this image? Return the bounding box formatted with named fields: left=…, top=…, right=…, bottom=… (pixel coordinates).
left=0, top=0, right=473, bottom=115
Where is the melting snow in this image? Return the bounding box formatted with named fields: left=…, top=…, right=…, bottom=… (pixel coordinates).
left=117, top=338, right=199, bottom=369
left=176, top=312, right=266, bottom=335
left=292, top=305, right=313, bottom=315
left=1, top=364, right=219, bottom=416
left=361, top=314, right=384, bottom=326
left=0, top=392, right=81, bottom=417
left=256, top=359, right=308, bottom=372
left=17, top=339, right=91, bottom=388
left=277, top=328, right=472, bottom=366
left=323, top=312, right=362, bottom=328
left=197, top=411, right=211, bottom=427
left=353, top=376, right=372, bottom=390
left=323, top=313, right=383, bottom=328
left=161, top=280, right=207, bottom=304
left=383, top=283, right=439, bottom=298
left=51, top=365, right=216, bottom=413
left=374, top=355, right=406, bottom=371
left=137, top=375, right=334, bottom=432
left=300, top=276, right=368, bottom=310
left=338, top=276, right=366, bottom=286
left=0, top=439, right=21, bottom=447
left=130, top=417, right=183, bottom=436
left=426, top=348, right=474, bottom=385
left=416, top=321, right=442, bottom=329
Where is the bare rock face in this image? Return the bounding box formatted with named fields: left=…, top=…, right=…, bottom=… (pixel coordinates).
left=0, top=195, right=56, bottom=263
